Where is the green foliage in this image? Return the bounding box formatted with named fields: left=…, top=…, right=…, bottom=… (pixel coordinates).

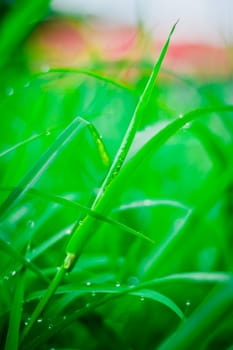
left=1, top=3, right=233, bottom=350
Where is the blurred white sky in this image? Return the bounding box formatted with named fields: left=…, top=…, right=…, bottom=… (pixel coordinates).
left=52, top=0, right=233, bottom=45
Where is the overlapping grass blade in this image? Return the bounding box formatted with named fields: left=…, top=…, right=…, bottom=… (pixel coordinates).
left=64, top=22, right=178, bottom=268
left=93, top=21, right=178, bottom=202
left=140, top=166, right=233, bottom=279
left=115, top=106, right=233, bottom=192
left=23, top=281, right=183, bottom=349
left=0, top=117, right=87, bottom=219
left=4, top=271, right=24, bottom=350
left=0, top=232, right=49, bottom=283
left=0, top=187, right=154, bottom=244
left=158, top=279, right=233, bottom=350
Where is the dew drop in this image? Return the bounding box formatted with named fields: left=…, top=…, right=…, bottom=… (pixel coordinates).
left=127, top=276, right=139, bottom=288
left=91, top=291, right=96, bottom=297
left=65, top=228, right=71, bottom=235
left=63, top=315, right=67, bottom=320
left=45, top=130, right=51, bottom=136
left=86, top=281, right=91, bottom=287
left=183, top=122, right=190, bottom=129
left=178, top=113, right=183, bottom=119
left=186, top=300, right=191, bottom=307
left=37, top=318, right=43, bottom=323
left=24, top=321, right=29, bottom=326
left=24, top=81, right=30, bottom=88
left=11, top=270, right=17, bottom=276
left=48, top=324, right=53, bottom=330
left=27, top=219, right=35, bottom=228
left=115, top=281, right=121, bottom=288
left=6, top=87, right=14, bottom=96
left=140, top=296, right=145, bottom=302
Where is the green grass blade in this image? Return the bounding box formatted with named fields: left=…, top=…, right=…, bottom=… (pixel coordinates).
left=64, top=22, right=178, bottom=268
left=0, top=127, right=59, bottom=158
left=93, top=21, right=178, bottom=203
left=115, top=199, right=191, bottom=212
left=0, top=117, right=87, bottom=219
left=23, top=281, right=183, bottom=349
left=36, top=68, right=133, bottom=92
left=20, top=265, right=65, bottom=343
left=116, top=106, right=233, bottom=189
left=0, top=232, right=50, bottom=283
left=0, top=187, right=154, bottom=244
left=140, top=166, right=233, bottom=279
left=4, top=271, right=24, bottom=350
left=158, top=279, right=233, bottom=350
left=0, top=0, right=51, bottom=69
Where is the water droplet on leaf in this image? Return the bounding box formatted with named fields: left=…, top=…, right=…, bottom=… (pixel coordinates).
left=127, top=276, right=139, bottom=288
left=6, top=87, right=14, bottom=96
left=27, top=219, right=35, bottom=228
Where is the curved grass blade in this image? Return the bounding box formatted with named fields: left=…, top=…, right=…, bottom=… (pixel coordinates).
left=4, top=271, right=24, bottom=350
left=85, top=121, right=110, bottom=167
left=93, top=21, right=178, bottom=204
left=116, top=105, right=233, bottom=190
left=0, top=117, right=87, bottom=220
left=65, top=104, right=233, bottom=268
left=23, top=282, right=183, bottom=349
left=114, top=199, right=191, bottom=212
left=64, top=22, right=178, bottom=270
left=19, top=23, right=178, bottom=340
left=140, top=166, right=233, bottom=279
left=36, top=67, right=134, bottom=93
left=158, top=279, right=233, bottom=350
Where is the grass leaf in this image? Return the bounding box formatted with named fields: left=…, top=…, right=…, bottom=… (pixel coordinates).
left=0, top=117, right=87, bottom=219
left=4, top=271, right=24, bottom=350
